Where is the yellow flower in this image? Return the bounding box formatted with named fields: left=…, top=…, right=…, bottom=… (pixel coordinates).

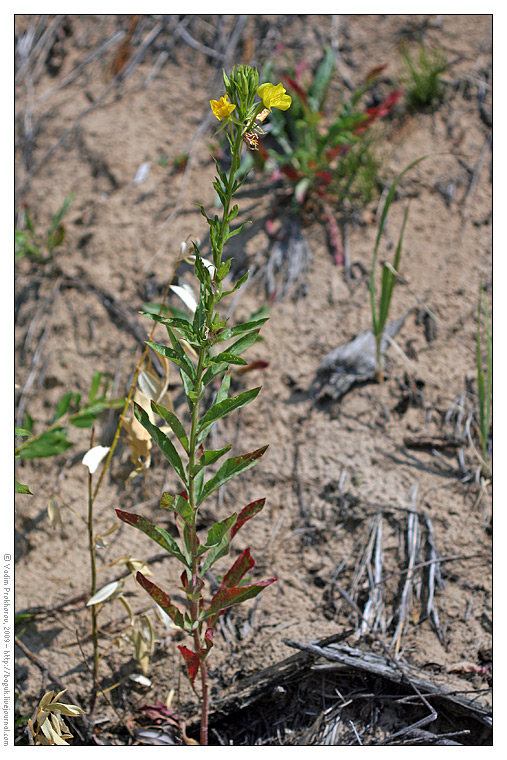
left=210, top=95, right=236, bottom=121
left=257, top=82, right=292, bottom=111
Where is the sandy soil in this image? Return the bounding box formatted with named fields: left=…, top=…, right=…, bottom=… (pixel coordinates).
left=14, top=14, right=492, bottom=746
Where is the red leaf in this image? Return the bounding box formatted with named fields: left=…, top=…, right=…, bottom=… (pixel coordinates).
left=281, top=164, right=303, bottom=182
left=357, top=89, right=403, bottom=133
left=136, top=572, right=185, bottom=629
left=230, top=498, right=266, bottom=539
left=235, top=359, right=270, bottom=375
left=206, top=578, right=277, bottom=618
left=365, top=63, right=387, bottom=83
left=221, top=548, right=255, bottom=589
left=281, top=74, right=309, bottom=106
left=178, top=646, right=201, bottom=685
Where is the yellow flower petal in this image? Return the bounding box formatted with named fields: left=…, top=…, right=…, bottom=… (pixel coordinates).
left=210, top=95, right=236, bottom=121
left=257, top=82, right=292, bottom=111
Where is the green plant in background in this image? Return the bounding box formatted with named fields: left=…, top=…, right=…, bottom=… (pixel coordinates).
left=370, top=156, right=428, bottom=383
left=400, top=43, right=447, bottom=110
left=15, top=371, right=124, bottom=494
left=116, top=65, right=285, bottom=746
left=476, top=287, right=492, bottom=473
left=254, top=50, right=402, bottom=241
left=15, top=193, right=74, bottom=262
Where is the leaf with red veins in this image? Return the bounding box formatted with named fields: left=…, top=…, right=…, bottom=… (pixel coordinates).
left=205, top=577, right=277, bottom=619
left=136, top=572, right=185, bottom=630
left=230, top=498, right=266, bottom=540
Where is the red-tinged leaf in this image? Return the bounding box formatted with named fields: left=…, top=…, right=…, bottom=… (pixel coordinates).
left=281, top=74, right=309, bottom=106
left=235, top=360, right=270, bottom=376
left=282, top=164, right=303, bottom=182
left=326, top=145, right=345, bottom=161
left=205, top=578, right=277, bottom=618
left=136, top=572, right=185, bottom=629
left=365, top=63, right=387, bottom=83
left=116, top=509, right=186, bottom=564
left=221, top=548, right=255, bottom=589
left=197, top=446, right=268, bottom=505
left=357, top=89, right=404, bottom=133
left=138, top=703, right=180, bottom=726
left=178, top=646, right=201, bottom=685
left=230, top=498, right=266, bottom=539
left=204, top=627, right=214, bottom=647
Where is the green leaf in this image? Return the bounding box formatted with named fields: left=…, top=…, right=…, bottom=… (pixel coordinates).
left=370, top=155, right=432, bottom=334
left=308, top=46, right=335, bottom=110
left=196, top=387, right=261, bottom=439
left=220, top=271, right=249, bottom=299
left=191, top=445, right=232, bottom=476
left=151, top=401, right=189, bottom=453
left=197, top=514, right=237, bottom=556
left=116, top=509, right=187, bottom=565
left=15, top=428, right=32, bottom=437
left=216, top=372, right=231, bottom=404
left=141, top=313, right=195, bottom=343
left=15, top=479, right=32, bottom=495
left=227, top=220, right=251, bottom=240
left=89, top=372, right=102, bottom=403
left=161, top=493, right=194, bottom=524
left=146, top=340, right=196, bottom=382
left=52, top=392, right=74, bottom=423
left=68, top=412, right=99, bottom=428
left=208, top=351, right=248, bottom=367
left=197, top=445, right=268, bottom=505
left=18, top=430, right=73, bottom=459
left=134, top=404, right=187, bottom=485
left=217, top=317, right=268, bottom=342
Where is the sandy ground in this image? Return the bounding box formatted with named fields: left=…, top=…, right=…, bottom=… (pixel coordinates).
left=14, top=14, right=492, bottom=745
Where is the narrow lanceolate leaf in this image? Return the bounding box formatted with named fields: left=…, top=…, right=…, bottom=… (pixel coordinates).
left=151, top=401, right=189, bottom=453
left=204, top=577, right=277, bottom=619
left=191, top=445, right=232, bottom=476
left=52, top=391, right=74, bottom=422
left=197, top=446, right=268, bottom=505
left=140, top=312, right=195, bottom=343
left=217, top=318, right=269, bottom=342
left=208, top=351, right=248, bottom=366
left=196, top=387, right=262, bottom=437
left=134, top=403, right=187, bottom=485
left=116, top=509, right=187, bottom=565
left=230, top=498, right=266, bottom=539
left=146, top=340, right=196, bottom=382
left=196, top=514, right=237, bottom=556
left=136, top=572, right=185, bottom=630
left=221, top=548, right=255, bottom=589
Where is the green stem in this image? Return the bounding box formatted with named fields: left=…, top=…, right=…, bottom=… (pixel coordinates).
left=183, top=120, right=244, bottom=746
left=87, top=468, right=99, bottom=711
left=375, top=332, right=384, bottom=384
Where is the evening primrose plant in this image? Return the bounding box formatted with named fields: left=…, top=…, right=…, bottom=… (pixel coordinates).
left=116, top=66, right=289, bottom=746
